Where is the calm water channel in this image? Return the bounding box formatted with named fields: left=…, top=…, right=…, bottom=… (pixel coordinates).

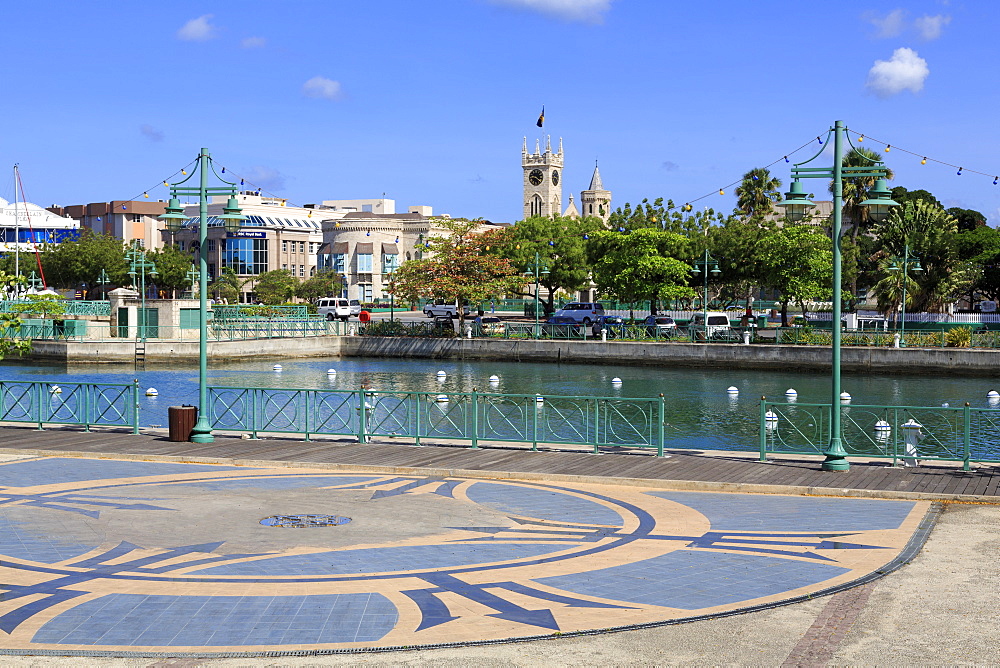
left=3, top=356, right=999, bottom=453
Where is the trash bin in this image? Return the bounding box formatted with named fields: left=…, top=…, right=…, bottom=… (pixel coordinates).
left=168, top=405, right=198, bottom=442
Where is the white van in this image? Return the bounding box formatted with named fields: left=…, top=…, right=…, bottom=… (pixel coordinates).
left=690, top=311, right=733, bottom=339
left=316, top=297, right=351, bottom=321
left=424, top=301, right=472, bottom=318
left=552, top=302, right=606, bottom=324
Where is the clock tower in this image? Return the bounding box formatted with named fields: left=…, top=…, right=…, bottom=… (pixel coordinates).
left=522, top=136, right=563, bottom=219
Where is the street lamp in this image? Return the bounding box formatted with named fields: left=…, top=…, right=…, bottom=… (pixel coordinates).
left=525, top=251, right=549, bottom=338
left=127, top=247, right=157, bottom=340
left=777, top=120, right=899, bottom=471
left=887, top=243, right=922, bottom=343
left=159, top=148, right=244, bottom=444
left=96, top=269, right=111, bottom=300
left=185, top=265, right=200, bottom=299
left=690, top=250, right=720, bottom=342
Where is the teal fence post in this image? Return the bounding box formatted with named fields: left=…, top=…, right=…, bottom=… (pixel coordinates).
left=592, top=398, right=600, bottom=454
left=963, top=402, right=971, bottom=471
left=252, top=388, right=260, bottom=439
left=470, top=389, right=479, bottom=449
left=414, top=392, right=422, bottom=446
left=657, top=394, right=665, bottom=457
left=531, top=395, right=539, bottom=452
left=83, top=383, right=91, bottom=432
left=759, top=396, right=768, bottom=461
left=132, top=379, right=140, bottom=434
left=358, top=389, right=367, bottom=443
left=36, top=381, right=44, bottom=431
left=304, top=391, right=311, bottom=442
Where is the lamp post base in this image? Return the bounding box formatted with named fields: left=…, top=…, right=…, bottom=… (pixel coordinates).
left=821, top=437, right=850, bottom=471
left=190, top=416, right=215, bottom=444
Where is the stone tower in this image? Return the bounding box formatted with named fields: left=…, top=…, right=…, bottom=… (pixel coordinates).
left=522, top=136, right=563, bottom=219
left=580, top=162, right=612, bottom=224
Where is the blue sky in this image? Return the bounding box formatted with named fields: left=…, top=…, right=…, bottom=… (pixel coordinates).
left=3, top=0, right=998, bottom=224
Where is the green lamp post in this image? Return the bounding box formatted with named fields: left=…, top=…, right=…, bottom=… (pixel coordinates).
left=887, top=243, right=922, bottom=343
left=96, top=268, right=111, bottom=300
left=777, top=121, right=899, bottom=471
left=126, top=247, right=157, bottom=340
left=691, top=250, right=720, bottom=341
left=159, top=149, right=244, bottom=444
left=525, top=251, right=549, bottom=338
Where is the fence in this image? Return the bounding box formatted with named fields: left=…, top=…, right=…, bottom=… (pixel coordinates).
left=0, top=380, right=139, bottom=432
left=208, top=386, right=667, bottom=454
left=0, top=300, right=112, bottom=317
left=759, top=400, right=1000, bottom=469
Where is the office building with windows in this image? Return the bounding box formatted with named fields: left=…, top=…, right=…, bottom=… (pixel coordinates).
left=52, top=200, right=168, bottom=249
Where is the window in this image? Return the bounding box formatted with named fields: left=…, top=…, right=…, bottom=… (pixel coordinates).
left=178, top=241, right=185, bottom=251
left=357, top=253, right=373, bottom=273
left=129, top=213, right=143, bottom=223
left=208, top=239, right=216, bottom=252
left=333, top=254, right=345, bottom=273
left=382, top=253, right=399, bottom=274
left=222, top=238, right=268, bottom=275
left=282, top=240, right=288, bottom=253
left=299, top=265, right=305, bottom=277
left=299, top=241, right=305, bottom=253
left=358, top=283, right=373, bottom=301
left=282, top=264, right=287, bottom=271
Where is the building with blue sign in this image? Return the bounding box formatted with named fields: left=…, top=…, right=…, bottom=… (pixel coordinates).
left=1, top=197, right=79, bottom=256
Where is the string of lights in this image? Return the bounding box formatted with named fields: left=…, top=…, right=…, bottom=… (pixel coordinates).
left=848, top=129, right=999, bottom=184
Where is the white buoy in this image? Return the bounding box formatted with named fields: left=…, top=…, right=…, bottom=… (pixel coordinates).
left=489, top=375, right=500, bottom=384
left=611, top=377, right=622, bottom=385
left=273, top=364, right=282, bottom=371
left=874, top=419, right=891, bottom=432
left=840, top=392, right=852, bottom=402
left=535, top=394, right=545, bottom=403
left=785, top=388, right=797, bottom=397
left=941, top=402, right=950, bottom=408
left=765, top=410, right=778, bottom=428
left=327, top=368, right=337, bottom=375
left=727, top=386, right=739, bottom=394
left=436, top=370, right=447, bottom=380
left=436, top=394, right=449, bottom=403
left=145, top=388, right=158, bottom=397
left=49, top=385, right=62, bottom=394
left=988, top=390, right=1000, bottom=399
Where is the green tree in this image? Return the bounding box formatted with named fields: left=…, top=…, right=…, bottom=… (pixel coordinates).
left=147, top=245, right=195, bottom=298
left=297, top=271, right=340, bottom=303
left=253, top=270, right=299, bottom=305
left=37, top=230, right=129, bottom=290
left=209, top=267, right=249, bottom=303
left=587, top=228, right=695, bottom=313
left=710, top=216, right=774, bottom=311
left=758, top=224, right=833, bottom=325
left=946, top=207, right=988, bottom=232
left=388, top=218, right=526, bottom=329
left=890, top=186, right=941, bottom=209
left=0, top=272, right=31, bottom=360
left=734, top=167, right=782, bottom=219
left=498, top=215, right=604, bottom=314
left=871, top=199, right=973, bottom=313
left=956, top=226, right=1000, bottom=302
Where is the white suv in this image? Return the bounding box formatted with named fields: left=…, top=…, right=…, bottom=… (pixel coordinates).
left=552, top=302, right=606, bottom=324
left=316, top=297, right=351, bottom=321
left=424, top=301, right=472, bottom=318
left=349, top=299, right=363, bottom=317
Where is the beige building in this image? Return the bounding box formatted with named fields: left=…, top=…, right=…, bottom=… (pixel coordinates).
left=48, top=200, right=163, bottom=249
left=522, top=137, right=611, bottom=223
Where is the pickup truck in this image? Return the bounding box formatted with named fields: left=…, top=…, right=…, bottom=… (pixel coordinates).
left=423, top=302, right=472, bottom=318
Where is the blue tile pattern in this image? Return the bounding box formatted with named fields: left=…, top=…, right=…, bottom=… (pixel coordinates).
left=192, top=543, right=565, bottom=576
left=537, top=549, right=849, bottom=609
left=466, top=482, right=623, bottom=526
left=0, top=458, right=254, bottom=488
left=646, top=491, right=915, bottom=531
left=0, top=510, right=94, bottom=562
left=31, top=593, right=397, bottom=646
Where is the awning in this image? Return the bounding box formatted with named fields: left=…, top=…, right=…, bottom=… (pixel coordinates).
left=356, top=242, right=374, bottom=253
left=381, top=242, right=398, bottom=254
left=331, top=241, right=349, bottom=254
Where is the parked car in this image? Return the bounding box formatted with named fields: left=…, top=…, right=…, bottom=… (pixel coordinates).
left=592, top=315, right=626, bottom=337
left=474, top=315, right=504, bottom=336
left=424, top=301, right=472, bottom=318
left=349, top=299, right=363, bottom=317
left=642, top=315, right=677, bottom=337
left=690, top=311, right=734, bottom=339
left=541, top=315, right=581, bottom=337
left=316, top=297, right=351, bottom=321
left=551, top=302, right=606, bottom=324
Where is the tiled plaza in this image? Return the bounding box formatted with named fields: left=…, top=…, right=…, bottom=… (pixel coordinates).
left=0, top=455, right=931, bottom=656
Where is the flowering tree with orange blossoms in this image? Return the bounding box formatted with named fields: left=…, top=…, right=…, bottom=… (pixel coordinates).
left=389, top=218, right=527, bottom=330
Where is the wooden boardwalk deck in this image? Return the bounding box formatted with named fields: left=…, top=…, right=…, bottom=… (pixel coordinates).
left=2, top=425, right=999, bottom=501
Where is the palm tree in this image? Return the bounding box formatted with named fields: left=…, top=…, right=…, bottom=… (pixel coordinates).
left=734, top=167, right=782, bottom=219
left=209, top=267, right=249, bottom=304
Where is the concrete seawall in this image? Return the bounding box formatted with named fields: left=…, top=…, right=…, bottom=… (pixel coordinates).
left=26, top=337, right=343, bottom=364
left=340, top=337, right=1000, bottom=375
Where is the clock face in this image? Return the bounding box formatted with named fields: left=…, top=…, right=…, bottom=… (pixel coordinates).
left=551, top=170, right=560, bottom=186
left=528, top=169, right=543, bottom=186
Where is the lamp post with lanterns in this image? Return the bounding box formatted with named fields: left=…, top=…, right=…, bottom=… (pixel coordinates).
left=159, top=148, right=244, bottom=444
left=690, top=250, right=720, bottom=341
left=888, top=244, right=921, bottom=344
left=525, top=251, right=549, bottom=338
left=126, top=247, right=157, bottom=340
left=777, top=121, right=898, bottom=471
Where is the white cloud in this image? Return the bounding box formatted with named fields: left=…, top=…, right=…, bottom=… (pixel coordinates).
left=866, top=9, right=907, bottom=38
left=915, top=14, right=951, bottom=40
left=302, top=76, right=342, bottom=100
left=139, top=124, right=163, bottom=142
left=176, top=14, right=216, bottom=41
left=489, top=0, right=613, bottom=24
left=243, top=166, right=287, bottom=192
left=866, top=48, right=929, bottom=98
left=241, top=36, right=267, bottom=49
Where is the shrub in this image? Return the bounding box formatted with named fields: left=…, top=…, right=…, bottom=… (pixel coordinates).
left=945, top=326, right=973, bottom=348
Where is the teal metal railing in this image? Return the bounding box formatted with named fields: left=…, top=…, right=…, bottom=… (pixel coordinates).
left=208, top=386, right=666, bottom=454
left=0, top=380, right=139, bottom=432
left=0, top=300, right=111, bottom=317
left=212, top=305, right=310, bottom=322
left=759, top=399, right=1000, bottom=469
